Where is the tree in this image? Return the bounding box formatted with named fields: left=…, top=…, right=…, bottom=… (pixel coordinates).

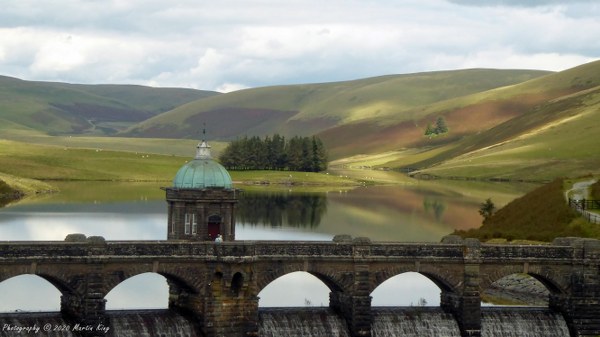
left=435, top=116, right=448, bottom=134
left=424, top=117, right=448, bottom=137
left=286, top=136, right=304, bottom=171
left=311, top=136, right=328, bottom=172
left=479, top=198, right=496, bottom=222
left=424, top=123, right=435, bottom=136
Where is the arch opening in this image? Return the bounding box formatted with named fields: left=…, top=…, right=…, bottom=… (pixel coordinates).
left=105, top=272, right=169, bottom=310
left=231, top=272, right=244, bottom=297
left=482, top=273, right=552, bottom=307
left=258, top=271, right=331, bottom=307
left=371, top=272, right=442, bottom=307
left=0, top=275, right=62, bottom=312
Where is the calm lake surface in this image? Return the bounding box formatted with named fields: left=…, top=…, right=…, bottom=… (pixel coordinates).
left=0, top=179, right=536, bottom=312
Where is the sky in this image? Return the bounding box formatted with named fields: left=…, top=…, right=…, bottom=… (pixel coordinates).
left=0, top=0, right=598, bottom=92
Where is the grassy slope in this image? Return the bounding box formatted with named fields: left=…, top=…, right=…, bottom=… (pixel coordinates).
left=414, top=87, right=600, bottom=180
left=454, top=179, right=600, bottom=242
left=0, top=75, right=218, bottom=135
left=323, top=62, right=595, bottom=158
left=406, top=60, right=600, bottom=180
left=331, top=60, right=600, bottom=180
left=0, top=139, right=358, bottom=190
left=0, top=173, right=55, bottom=196
left=67, top=84, right=219, bottom=113
left=0, top=139, right=182, bottom=181
left=3, top=62, right=599, bottom=184
left=125, top=69, right=549, bottom=139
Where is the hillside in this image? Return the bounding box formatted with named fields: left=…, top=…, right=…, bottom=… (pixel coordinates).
left=0, top=76, right=219, bottom=136
left=124, top=69, right=549, bottom=139
left=2, top=60, right=600, bottom=182
left=405, top=61, right=600, bottom=180
left=454, top=179, right=600, bottom=242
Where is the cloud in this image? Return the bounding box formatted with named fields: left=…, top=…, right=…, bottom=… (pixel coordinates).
left=0, top=0, right=598, bottom=90
left=449, top=0, right=597, bottom=7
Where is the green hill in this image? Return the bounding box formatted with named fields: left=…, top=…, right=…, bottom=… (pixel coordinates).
left=403, top=61, right=600, bottom=180
left=0, top=75, right=218, bottom=136
left=124, top=69, right=549, bottom=139
left=454, top=179, right=600, bottom=242
left=3, top=60, right=600, bottom=182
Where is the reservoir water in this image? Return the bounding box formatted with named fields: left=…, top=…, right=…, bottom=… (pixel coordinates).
left=0, top=180, right=538, bottom=312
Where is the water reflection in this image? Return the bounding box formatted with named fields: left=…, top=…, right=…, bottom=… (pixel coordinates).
left=423, top=198, right=446, bottom=222
left=237, top=192, right=327, bottom=228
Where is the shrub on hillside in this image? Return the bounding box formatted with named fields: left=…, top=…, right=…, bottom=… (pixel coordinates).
left=0, top=179, right=22, bottom=207
left=454, top=179, right=581, bottom=242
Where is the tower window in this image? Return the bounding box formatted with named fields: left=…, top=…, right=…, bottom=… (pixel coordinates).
left=191, top=213, right=197, bottom=235
left=184, top=213, right=191, bottom=235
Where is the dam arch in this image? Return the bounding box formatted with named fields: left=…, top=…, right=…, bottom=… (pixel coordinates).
left=371, top=272, right=442, bottom=306
left=105, top=272, right=169, bottom=310
left=258, top=271, right=332, bottom=307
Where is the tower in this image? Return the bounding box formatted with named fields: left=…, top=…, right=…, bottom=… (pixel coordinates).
left=164, top=139, right=237, bottom=241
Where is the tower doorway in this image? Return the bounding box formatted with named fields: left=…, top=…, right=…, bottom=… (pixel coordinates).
left=208, top=214, right=222, bottom=240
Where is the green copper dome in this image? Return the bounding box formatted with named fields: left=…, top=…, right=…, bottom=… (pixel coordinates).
left=173, top=141, right=233, bottom=189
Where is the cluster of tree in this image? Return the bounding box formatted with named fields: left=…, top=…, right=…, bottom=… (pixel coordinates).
left=424, top=116, right=448, bottom=136
left=478, top=198, right=496, bottom=223
left=219, top=134, right=328, bottom=172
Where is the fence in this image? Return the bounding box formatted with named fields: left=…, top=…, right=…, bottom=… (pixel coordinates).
left=569, top=198, right=600, bottom=224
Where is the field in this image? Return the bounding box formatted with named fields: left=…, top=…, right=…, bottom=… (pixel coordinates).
left=0, top=139, right=360, bottom=195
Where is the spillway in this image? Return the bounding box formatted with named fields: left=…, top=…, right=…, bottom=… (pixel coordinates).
left=0, top=307, right=571, bottom=336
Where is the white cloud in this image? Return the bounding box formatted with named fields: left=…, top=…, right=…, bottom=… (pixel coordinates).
left=216, top=83, right=249, bottom=93
left=0, top=0, right=598, bottom=90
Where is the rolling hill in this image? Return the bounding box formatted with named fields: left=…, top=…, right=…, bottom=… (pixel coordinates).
left=401, top=61, right=600, bottom=180
left=0, top=75, right=219, bottom=136
left=2, top=60, right=599, bottom=182
left=123, top=69, right=549, bottom=139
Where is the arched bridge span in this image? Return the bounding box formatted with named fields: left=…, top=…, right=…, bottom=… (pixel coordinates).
left=0, top=235, right=599, bottom=337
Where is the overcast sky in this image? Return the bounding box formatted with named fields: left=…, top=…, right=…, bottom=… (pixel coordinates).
left=1, top=0, right=598, bottom=92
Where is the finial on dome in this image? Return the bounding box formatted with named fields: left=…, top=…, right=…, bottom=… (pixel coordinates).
left=196, top=140, right=211, bottom=159
left=195, top=124, right=211, bottom=159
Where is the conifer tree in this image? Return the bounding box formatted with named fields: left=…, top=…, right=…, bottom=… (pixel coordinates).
left=435, top=116, right=448, bottom=134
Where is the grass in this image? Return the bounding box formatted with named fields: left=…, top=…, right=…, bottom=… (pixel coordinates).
left=0, top=139, right=364, bottom=197
left=0, top=172, right=55, bottom=201
left=0, top=127, right=224, bottom=157
left=0, top=139, right=183, bottom=181
left=231, top=170, right=358, bottom=186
